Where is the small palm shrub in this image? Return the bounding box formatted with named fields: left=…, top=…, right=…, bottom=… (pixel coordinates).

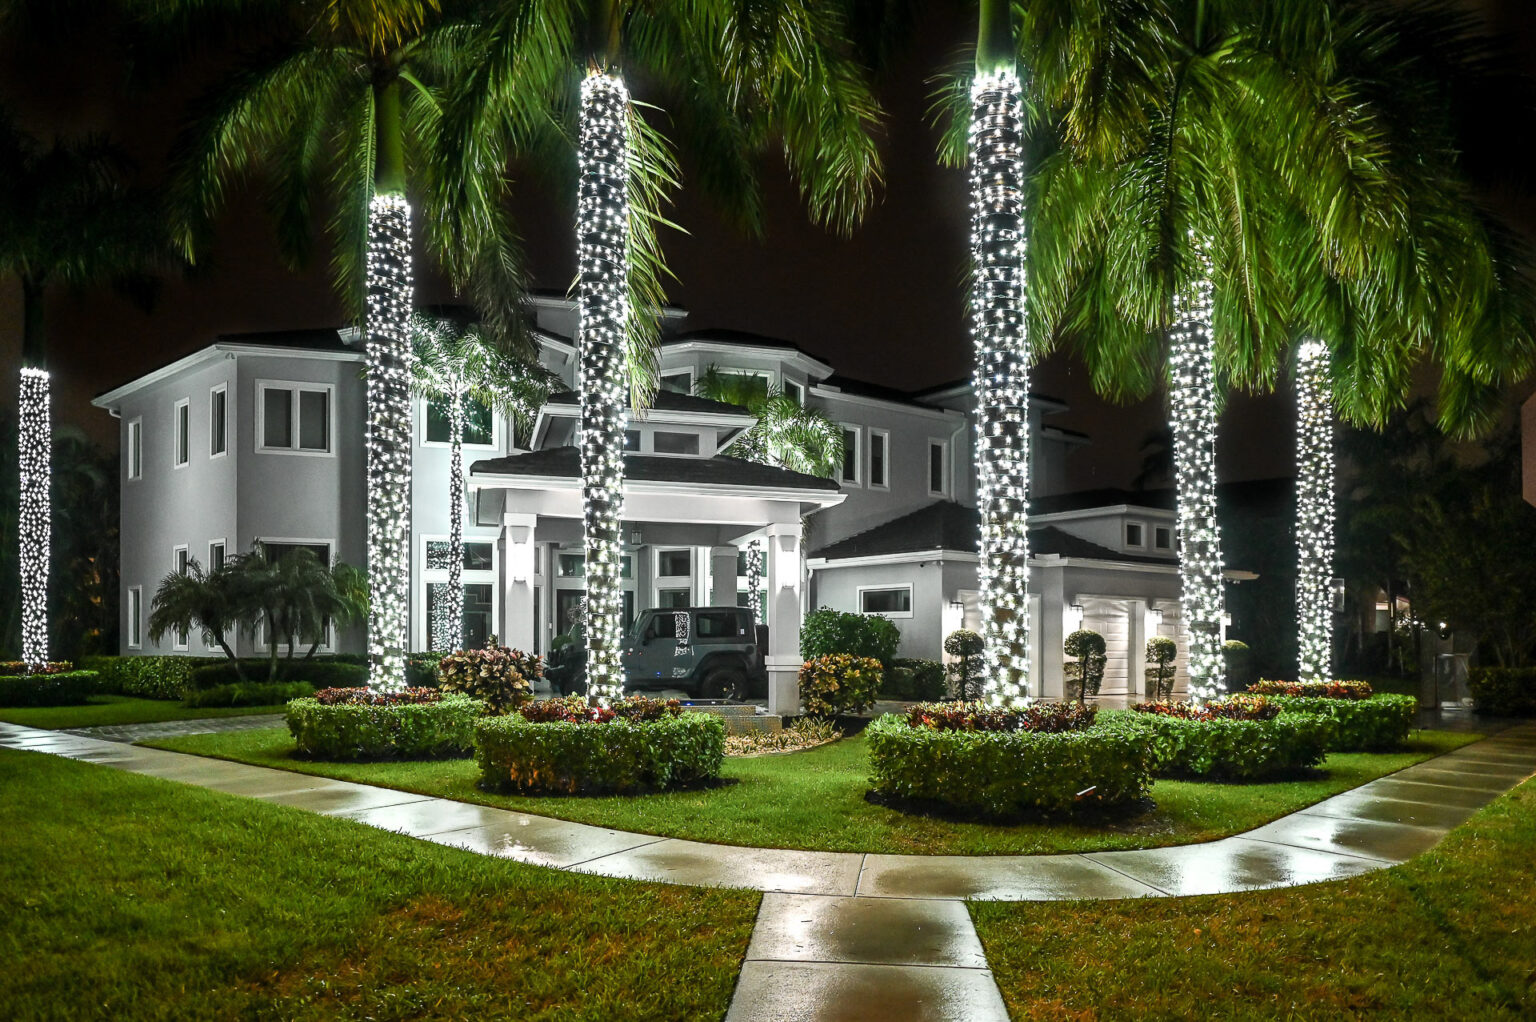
left=437, top=645, right=541, bottom=713
left=1064, top=629, right=1108, bottom=702
left=1146, top=636, right=1177, bottom=701
left=944, top=628, right=985, bottom=700
left=799, top=654, right=883, bottom=717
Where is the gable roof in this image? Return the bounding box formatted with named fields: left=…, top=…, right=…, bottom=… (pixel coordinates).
left=470, top=446, right=841, bottom=492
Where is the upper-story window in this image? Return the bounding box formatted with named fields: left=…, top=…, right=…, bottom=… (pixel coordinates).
left=928, top=440, right=948, bottom=496
left=1125, top=522, right=1146, bottom=549
left=173, top=398, right=190, bottom=468
left=660, top=371, right=693, bottom=394
left=653, top=431, right=701, bottom=456
left=868, top=429, right=889, bottom=489
left=1154, top=525, right=1173, bottom=551
left=258, top=381, right=332, bottom=455
left=840, top=426, right=861, bottom=486
left=424, top=396, right=495, bottom=447
left=126, top=418, right=143, bottom=480
left=783, top=380, right=804, bottom=405
left=210, top=384, right=228, bottom=457
left=624, top=430, right=641, bottom=451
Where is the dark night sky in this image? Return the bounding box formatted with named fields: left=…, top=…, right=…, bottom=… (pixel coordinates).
left=3, top=0, right=1534, bottom=492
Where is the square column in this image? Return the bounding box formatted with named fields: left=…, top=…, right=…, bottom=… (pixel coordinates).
left=709, top=546, right=738, bottom=607
left=1127, top=599, right=1147, bottom=699
left=501, top=513, right=537, bottom=652
left=764, top=522, right=802, bottom=715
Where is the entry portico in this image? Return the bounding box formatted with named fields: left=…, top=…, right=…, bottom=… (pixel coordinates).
left=469, top=447, right=844, bottom=712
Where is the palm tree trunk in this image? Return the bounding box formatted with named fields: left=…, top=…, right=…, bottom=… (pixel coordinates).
left=18, top=277, right=51, bottom=671
left=364, top=76, right=414, bottom=692
left=1168, top=263, right=1227, bottom=701
left=575, top=67, right=633, bottom=707
left=443, top=385, right=466, bottom=651
left=969, top=10, right=1032, bottom=707
left=1294, top=341, right=1335, bottom=683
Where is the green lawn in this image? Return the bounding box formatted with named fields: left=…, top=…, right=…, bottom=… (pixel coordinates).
left=973, top=775, right=1536, bottom=1020
left=0, top=747, right=757, bottom=1021
left=146, top=726, right=1481, bottom=856
left=0, top=695, right=288, bottom=730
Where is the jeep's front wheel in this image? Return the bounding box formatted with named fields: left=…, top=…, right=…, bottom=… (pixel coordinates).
left=701, top=665, right=747, bottom=702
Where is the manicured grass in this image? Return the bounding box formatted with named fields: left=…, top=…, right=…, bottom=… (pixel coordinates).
left=972, top=776, right=1536, bottom=1019
left=0, top=694, right=289, bottom=730
left=146, top=726, right=1481, bottom=856
left=0, top=747, right=757, bottom=1020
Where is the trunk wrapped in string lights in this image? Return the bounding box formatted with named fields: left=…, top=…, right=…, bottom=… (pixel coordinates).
left=430, top=384, right=467, bottom=654
left=746, top=539, right=764, bottom=622
left=18, top=367, right=51, bottom=670
left=364, top=192, right=414, bottom=691
left=1294, top=340, right=1336, bottom=683
left=968, top=67, right=1033, bottom=707
left=576, top=70, right=633, bottom=706
left=1168, top=260, right=1227, bottom=701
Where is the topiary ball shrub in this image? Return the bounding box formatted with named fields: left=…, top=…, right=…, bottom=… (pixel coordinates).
left=1268, top=693, right=1418, bottom=751
left=474, top=696, right=726, bottom=795
left=285, top=688, right=485, bottom=760
left=0, top=670, right=98, bottom=707
left=437, top=645, right=541, bottom=714
left=1222, top=640, right=1254, bottom=691
left=799, top=654, right=883, bottom=717
left=866, top=703, right=1154, bottom=817
left=1064, top=630, right=1108, bottom=701
left=1126, top=697, right=1333, bottom=779
left=1146, top=636, right=1178, bottom=701
left=1468, top=667, right=1536, bottom=717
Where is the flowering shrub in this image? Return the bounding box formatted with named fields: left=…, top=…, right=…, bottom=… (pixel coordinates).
left=1269, top=693, right=1417, bottom=750
left=475, top=710, right=726, bottom=794
left=519, top=694, right=683, bottom=724
left=285, top=692, right=484, bottom=759
left=1132, top=695, right=1280, bottom=721
left=905, top=700, right=1097, bottom=733
left=0, top=661, right=73, bottom=676
left=867, top=713, right=1153, bottom=816
left=799, top=654, right=882, bottom=717
left=0, top=670, right=98, bottom=707
left=437, top=645, right=541, bottom=714
left=1249, top=679, right=1373, bottom=700
left=312, top=686, right=443, bottom=706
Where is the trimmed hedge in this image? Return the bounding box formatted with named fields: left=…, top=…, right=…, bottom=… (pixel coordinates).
left=79, top=655, right=206, bottom=699
left=1123, top=711, right=1332, bottom=780
left=474, top=712, right=726, bottom=795
left=0, top=670, right=99, bottom=707
left=881, top=659, right=947, bottom=701
left=184, top=681, right=314, bottom=708
left=285, top=694, right=485, bottom=759
left=188, top=659, right=367, bottom=690
left=1469, top=667, right=1536, bottom=717
left=1270, top=693, right=1417, bottom=751
left=865, top=713, right=1154, bottom=816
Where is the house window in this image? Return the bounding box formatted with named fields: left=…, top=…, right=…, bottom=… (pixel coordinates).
left=557, top=552, right=632, bottom=579
left=173, top=398, right=190, bottom=467
left=657, top=549, right=692, bottom=578
left=868, top=430, right=889, bottom=489
left=624, top=430, right=641, bottom=451
left=172, top=546, right=190, bottom=649
left=426, top=540, right=495, bottom=571
left=784, top=380, right=804, bottom=405
left=209, top=540, right=226, bottom=571
left=660, top=371, right=693, bottom=394
left=257, top=540, right=333, bottom=650
left=425, top=396, right=494, bottom=446
left=653, top=431, right=700, bottom=456
left=859, top=584, right=914, bottom=618
left=1154, top=526, right=1173, bottom=551
left=126, top=418, right=143, bottom=480
left=1125, top=522, right=1146, bottom=548
left=210, top=384, right=228, bottom=457
left=258, top=381, right=332, bottom=454
left=421, top=536, right=499, bottom=652
left=126, top=586, right=142, bottom=649
left=655, top=548, right=693, bottom=607
left=928, top=440, right=947, bottom=495
left=840, top=426, right=861, bottom=485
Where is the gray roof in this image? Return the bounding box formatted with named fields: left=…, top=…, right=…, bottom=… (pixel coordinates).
left=471, top=446, right=842, bottom=492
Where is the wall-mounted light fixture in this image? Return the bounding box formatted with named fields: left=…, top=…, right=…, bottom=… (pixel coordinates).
left=508, top=525, right=534, bottom=583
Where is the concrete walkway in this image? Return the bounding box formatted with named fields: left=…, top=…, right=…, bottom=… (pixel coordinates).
left=61, top=713, right=285, bottom=744
left=3, top=720, right=1533, bottom=1021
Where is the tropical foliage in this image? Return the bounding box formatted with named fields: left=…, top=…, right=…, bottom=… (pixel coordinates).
left=693, top=366, right=843, bottom=477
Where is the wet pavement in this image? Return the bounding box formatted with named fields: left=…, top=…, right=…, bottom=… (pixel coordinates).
left=2, top=717, right=1533, bottom=1021
left=61, top=713, right=285, bottom=743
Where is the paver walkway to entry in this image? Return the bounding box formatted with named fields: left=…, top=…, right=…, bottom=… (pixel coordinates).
left=4, top=720, right=1533, bottom=1021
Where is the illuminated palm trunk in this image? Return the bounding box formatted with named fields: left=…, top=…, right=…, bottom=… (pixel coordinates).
left=969, top=66, right=1032, bottom=707
left=1294, top=341, right=1335, bottom=683
left=18, top=366, right=50, bottom=670
left=1168, top=267, right=1227, bottom=702
left=435, top=385, right=467, bottom=653
left=363, top=189, right=414, bottom=691
left=576, top=70, right=632, bottom=705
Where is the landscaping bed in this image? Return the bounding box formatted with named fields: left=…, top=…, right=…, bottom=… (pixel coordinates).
left=285, top=688, right=485, bottom=760
left=1128, top=697, right=1333, bottom=779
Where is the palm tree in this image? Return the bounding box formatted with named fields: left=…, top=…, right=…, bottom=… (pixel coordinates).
left=149, top=0, right=536, bottom=691
left=692, top=366, right=843, bottom=478
left=148, top=557, right=246, bottom=671
left=411, top=313, right=555, bottom=652
left=0, top=113, right=159, bottom=671
left=443, top=0, right=884, bottom=704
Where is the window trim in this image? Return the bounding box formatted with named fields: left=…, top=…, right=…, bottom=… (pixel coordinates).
left=1124, top=521, right=1147, bottom=550
left=840, top=423, right=862, bottom=487
left=209, top=383, right=229, bottom=459
left=419, top=395, right=500, bottom=451
left=173, top=397, right=190, bottom=469
left=126, top=417, right=143, bottom=481
left=653, top=546, right=695, bottom=608
left=252, top=537, right=336, bottom=652
left=857, top=583, right=915, bottom=619
left=927, top=439, right=948, bottom=496
left=172, top=545, right=190, bottom=650
left=783, top=379, right=804, bottom=405
left=1153, top=525, right=1174, bottom=551
left=126, top=586, right=143, bottom=649
left=867, top=428, right=890, bottom=490
left=255, top=379, right=336, bottom=458
left=208, top=539, right=227, bottom=572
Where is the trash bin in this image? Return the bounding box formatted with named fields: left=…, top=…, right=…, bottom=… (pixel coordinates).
left=1436, top=653, right=1470, bottom=707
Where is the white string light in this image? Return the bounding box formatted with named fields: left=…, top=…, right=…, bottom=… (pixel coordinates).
left=364, top=192, right=414, bottom=691
left=18, top=367, right=50, bottom=670
left=968, top=67, right=1032, bottom=708
left=577, top=71, right=632, bottom=707
left=1294, top=340, right=1335, bottom=684
left=746, top=539, right=763, bottom=623
left=1168, top=244, right=1226, bottom=702
left=443, top=384, right=466, bottom=652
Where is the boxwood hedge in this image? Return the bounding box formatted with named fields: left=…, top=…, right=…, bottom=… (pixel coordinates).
left=1271, top=693, right=1418, bottom=751
left=79, top=655, right=206, bottom=699
left=0, top=670, right=99, bottom=707
left=865, top=713, right=1154, bottom=817
left=188, top=659, right=367, bottom=691
left=1125, top=712, right=1333, bottom=780
left=285, top=694, right=485, bottom=759
left=474, top=712, right=726, bottom=795
left=185, top=681, right=314, bottom=708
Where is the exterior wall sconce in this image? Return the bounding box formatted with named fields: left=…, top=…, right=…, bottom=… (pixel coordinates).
left=509, top=526, right=534, bottom=583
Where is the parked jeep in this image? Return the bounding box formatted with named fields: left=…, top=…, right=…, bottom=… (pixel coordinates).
left=623, top=607, right=766, bottom=700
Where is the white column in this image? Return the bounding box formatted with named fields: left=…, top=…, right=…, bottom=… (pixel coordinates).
left=709, top=546, right=738, bottom=607
left=1127, top=599, right=1147, bottom=699
left=764, top=522, right=802, bottom=715
left=502, top=513, right=537, bottom=651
